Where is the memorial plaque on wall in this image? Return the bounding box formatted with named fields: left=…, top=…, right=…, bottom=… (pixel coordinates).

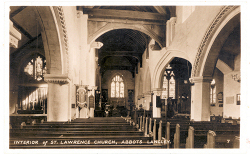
left=156, top=96, right=161, bottom=107
left=89, top=95, right=94, bottom=108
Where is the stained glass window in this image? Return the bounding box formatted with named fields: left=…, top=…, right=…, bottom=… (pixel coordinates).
left=162, top=65, right=175, bottom=99
left=111, top=75, right=124, bottom=98
left=24, top=62, right=33, bottom=76
left=162, top=75, right=168, bottom=99
left=24, top=55, right=47, bottom=81
left=169, top=76, right=175, bottom=98
left=111, top=82, right=115, bottom=97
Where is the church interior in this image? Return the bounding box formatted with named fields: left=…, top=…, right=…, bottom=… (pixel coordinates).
left=8, top=5, right=241, bottom=149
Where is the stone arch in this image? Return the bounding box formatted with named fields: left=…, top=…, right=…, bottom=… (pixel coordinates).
left=143, top=67, right=151, bottom=93
left=35, top=6, right=69, bottom=75
left=192, top=6, right=240, bottom=78
left=152, top=50, right=190, bottom=89
left=88, top=22, right=164, bottom=48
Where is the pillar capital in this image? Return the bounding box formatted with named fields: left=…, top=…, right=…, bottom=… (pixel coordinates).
left=44, top=74, right=70, bottom=84
left=190, top=76, right=213, bottom=84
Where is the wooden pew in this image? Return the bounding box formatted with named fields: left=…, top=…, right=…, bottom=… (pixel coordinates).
left=131, top=113, right=240, bottom=149
left=173, top=124, right=180, bottom=148
left=204, top=131, right=240, bottom=148
left=176, top=123, right=239, bottom=148
left=185, top=126, right=194, bottom=148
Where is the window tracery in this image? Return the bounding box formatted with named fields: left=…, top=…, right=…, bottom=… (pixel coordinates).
left=24, top=55, right=47, bottom=81
left=111, top=75, right=124, bottom=98
left=162, top=65, right=176, bottom=99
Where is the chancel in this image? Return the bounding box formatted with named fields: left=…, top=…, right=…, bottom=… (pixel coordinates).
left=9, top=5, right=241, bottom=149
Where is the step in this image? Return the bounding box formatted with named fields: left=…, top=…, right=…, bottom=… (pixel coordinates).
left=12, top=127, right=137, bottom=131
left=22, top=124, right=132, bottom=129
left=10, top=131, right=145, bottom=137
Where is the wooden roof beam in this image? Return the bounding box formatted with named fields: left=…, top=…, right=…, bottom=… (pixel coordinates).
left=153, top=6, right=167, bottom=14
left=82, top=8, right=168, bottom=21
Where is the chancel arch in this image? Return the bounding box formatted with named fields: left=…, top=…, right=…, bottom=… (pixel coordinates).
left=88, top=24, right=165, bottom=49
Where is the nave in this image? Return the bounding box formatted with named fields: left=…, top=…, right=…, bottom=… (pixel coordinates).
left=9, top=115, right=240, bottom=149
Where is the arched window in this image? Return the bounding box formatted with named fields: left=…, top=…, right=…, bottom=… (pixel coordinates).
left=111, top=75, right=124, bottom=98
left=23, top=55, right=47, bottom=82
left=210, top=79, right=216, bottom=106
left=162, top=64, right=176, bottom=99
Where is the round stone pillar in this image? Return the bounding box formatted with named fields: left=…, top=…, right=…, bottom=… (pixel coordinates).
left=190, top=76, right=212, bottom=121
left=45, top=74, right=70, bottom=122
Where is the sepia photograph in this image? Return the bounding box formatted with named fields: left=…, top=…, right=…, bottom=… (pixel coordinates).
left=3, top=1, right=250, bottom=153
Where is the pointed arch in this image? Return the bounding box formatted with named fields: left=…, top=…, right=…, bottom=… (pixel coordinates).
left=88, top=22, right=164, bottom=48
left=152, top=50, right=190, bottom=89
